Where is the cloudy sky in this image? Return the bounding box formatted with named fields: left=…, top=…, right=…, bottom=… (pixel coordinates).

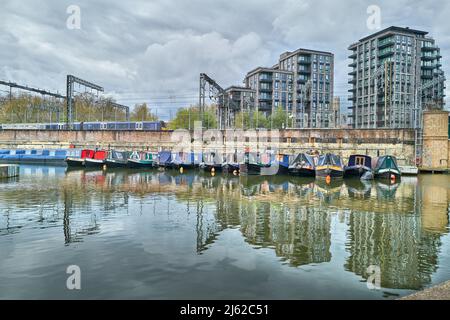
left=0, top=0, right=449, bottom=120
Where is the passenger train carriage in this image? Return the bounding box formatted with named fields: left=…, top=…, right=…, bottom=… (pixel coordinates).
left=0, top=121, right=166, bottom=131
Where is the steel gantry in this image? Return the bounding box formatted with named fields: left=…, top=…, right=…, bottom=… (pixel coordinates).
left=199, top=73, right=239, bottom=130
left=66, top=75, right=104, bottom=127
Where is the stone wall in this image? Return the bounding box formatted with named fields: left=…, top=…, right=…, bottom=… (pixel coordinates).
left=422, top=111, right=450, bottom=170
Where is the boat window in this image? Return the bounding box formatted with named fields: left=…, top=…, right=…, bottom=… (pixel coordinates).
left=330, top=155, right=342, bottom=166
left=318, top=156, right=326, bottom=166
left=355, top=156, right=365, bottom=166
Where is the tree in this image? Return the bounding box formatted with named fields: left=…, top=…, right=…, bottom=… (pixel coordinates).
left=131, top=103, right=158, bottom=121
left=269, top=107, right=289, bottom=129
left=168, top=105, right=217, bottom=130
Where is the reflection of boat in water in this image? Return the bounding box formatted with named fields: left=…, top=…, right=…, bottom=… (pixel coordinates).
left=344, top=155, right=372, bottom=178
left=314, top=179, right=344, bottom=201
left=345, top=179, right=373, bottom=199
left=315, top=154, right=344, bottom=179
left=373, top=156, right=401, bottom=181
left=239, top=175, right=291, bottom=196
left=289, top=153, right=316, bottom=177
left=375, top=180, right=400, bottom=199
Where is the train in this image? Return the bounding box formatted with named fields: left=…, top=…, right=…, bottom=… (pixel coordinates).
left=0, top=121, right=167, bottom=131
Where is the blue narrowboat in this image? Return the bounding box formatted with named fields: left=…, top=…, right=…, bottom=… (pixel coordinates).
left=158, top=151, right=173, bottom=168
left=344, top=154, right=373, bottom=178
left=289, top=153, right=316, bottom=177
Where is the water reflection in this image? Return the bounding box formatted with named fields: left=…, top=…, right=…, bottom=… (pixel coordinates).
left=0, top=167, right=449, bottom=295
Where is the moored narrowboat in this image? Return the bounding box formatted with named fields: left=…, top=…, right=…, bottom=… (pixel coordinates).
left=200, top=152, right=223, bottom=173
left=373, top=155, right=401, bottom=181
left=105, top=150, right=129, bottom=168
left=315, top=153, right=344, bottom=179
left=158, top=151, right=173, bottom=168
left=239, top=152, right=272, bottom=176
left=289, top=153, right=316, bottom=177
left=84, top=150, right=108, bottom=168
left=65, top=149, right=95, bottom=167
left=222, top=153, right=239, bottom=174
left=127, top=151, right=155, bottom=169
left=344, top=154, right=373, bottom=178
left=171, top=152, right=198, bottom=170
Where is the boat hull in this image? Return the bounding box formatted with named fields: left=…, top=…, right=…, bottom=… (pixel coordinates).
left=344, top=166, right=371, bottom=178
left=239, top=163, right=263, bottom=175
left=289, top=167, right=316, bottom=177
left=374, top=169, right=401, bottom=180
left=105, top=159, right=128, bottom=168
left=222, top=163, right=240, bottom=173
left=127, top=159, right=154, bottom=169
left=315, top=166, right=344, bottom=179
left=65, top=158, right=85, bottom=167
left=200, top=164, right=223, bottom=172
left=84, top=159, right=106, bottom=168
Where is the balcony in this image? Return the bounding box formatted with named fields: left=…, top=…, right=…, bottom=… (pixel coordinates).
left=348, top=78, right=356, bottom=84
left=349, top=52, right=357, bottom=59
left=348, top=70, right=357, bottom=76
left=298, top=57, right=311, bottom=64
left=421, top=44, right=437, bottom=51
left=298, top=68, right=311, bottom=74
left=421, top=54, right=435, bottom=61
left=421, top=64, right=435, bottom=70
left=378, top=49, right=394, bottom=58
left=378, top=38, right=395, bottom=49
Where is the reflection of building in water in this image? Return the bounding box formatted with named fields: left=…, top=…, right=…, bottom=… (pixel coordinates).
left=418, top=175, right=449, bottom=233
left=234, top=201, right=332, bottom=267
left=345, top=211, right=442, bottom=290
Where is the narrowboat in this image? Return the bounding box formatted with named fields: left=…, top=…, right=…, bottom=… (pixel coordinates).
left=84, top=150, right=108, bottom=168
left=171, top=152, right=199, bottom=170
left=105, top=150, right=129, bottom=168
left=200, top=152, right=223, bottom=172
left=239, top=152, right=272, bottom=176
left=127, top=151, right=155, bottom=169
left=260, top=154, right=290, bottom=175
left=222, top=153, right=240, bottom=173
left=315, top=153, right=344, bottom=179
left=289, top=153, right=316, bottom=177
left=65, top=149, right=95, bottom=167
left=373, top=155, right=401, bottom=181
left=158, top=151, right=173, bottom=168
left=344, top=154, right=373, bottom=178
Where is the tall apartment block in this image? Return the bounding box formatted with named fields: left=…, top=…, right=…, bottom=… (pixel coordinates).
left=348, top=26, right=446, bottom=129
left=243, top=48, right=334, bottom=128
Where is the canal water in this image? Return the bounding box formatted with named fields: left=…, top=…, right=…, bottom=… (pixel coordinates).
left=0, top=165, right=449, bottom=299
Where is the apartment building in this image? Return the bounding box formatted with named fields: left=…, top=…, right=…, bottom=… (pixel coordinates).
left=348, top=26, right=446, bottom=128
